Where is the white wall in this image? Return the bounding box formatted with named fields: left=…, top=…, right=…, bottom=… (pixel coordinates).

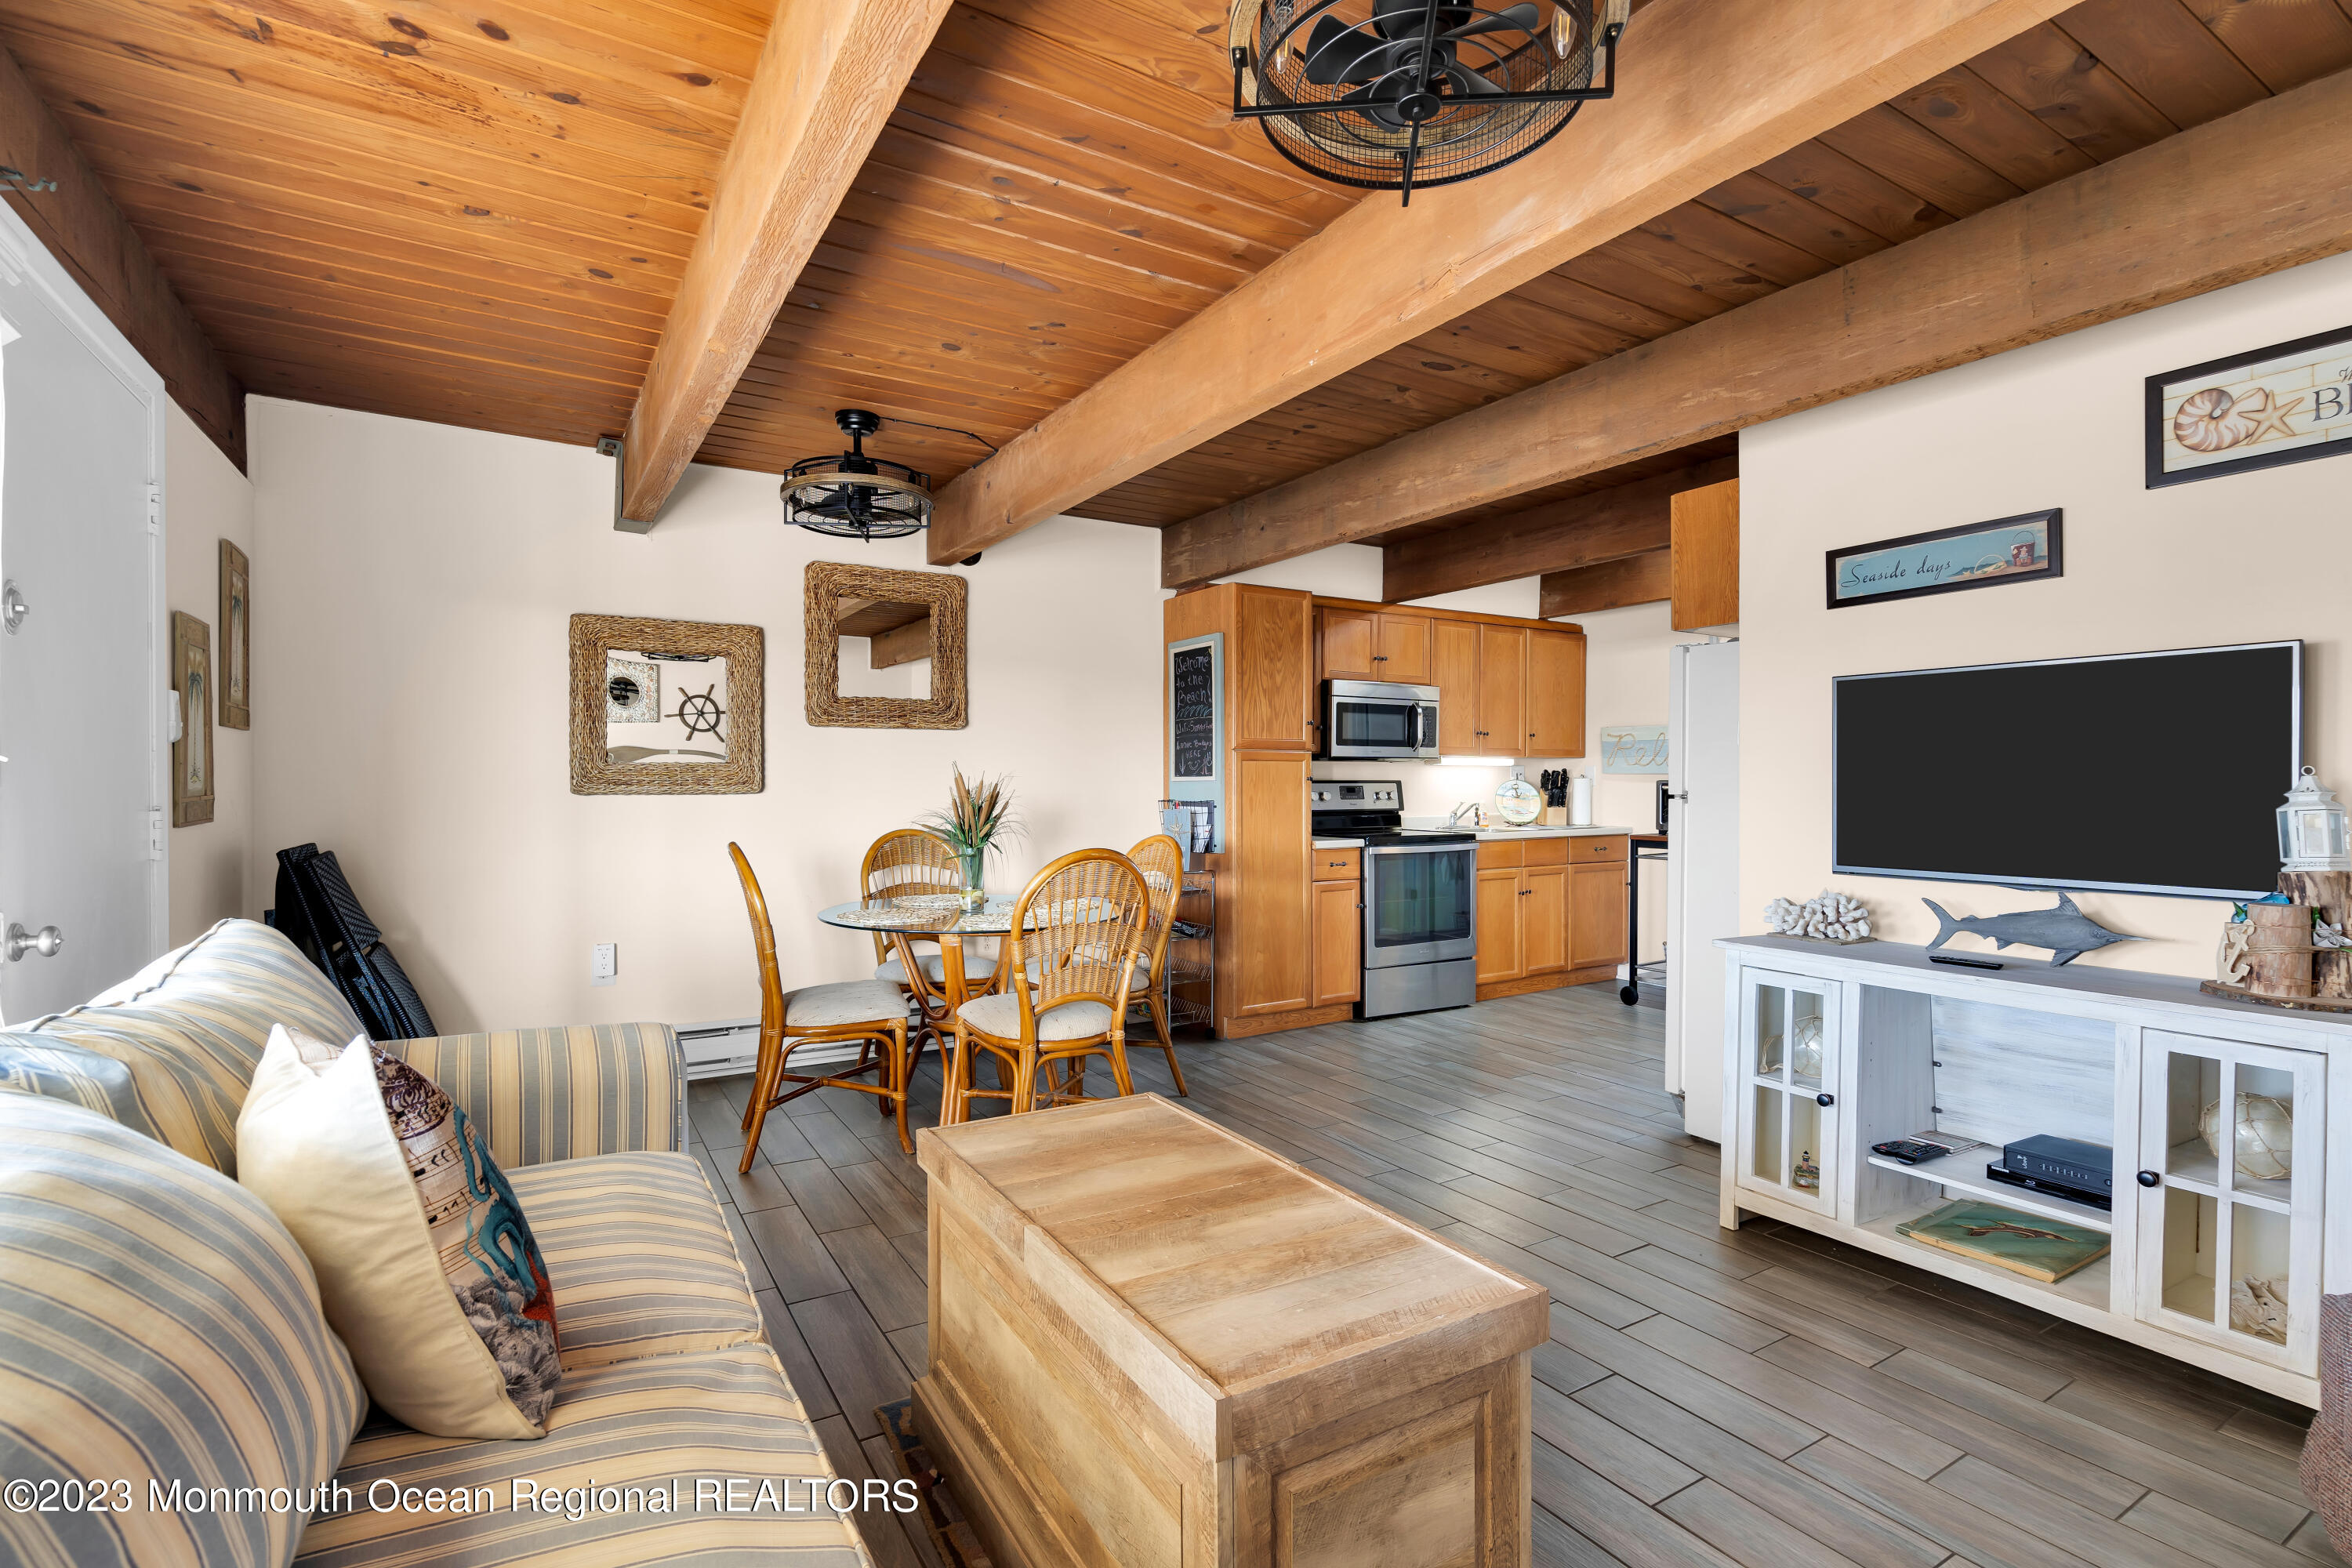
left=1741, top=251, right=2352, bottom=978
left=165, top=403, right=255, bottom=943
left=249, top=398, right=1163, bottom=1033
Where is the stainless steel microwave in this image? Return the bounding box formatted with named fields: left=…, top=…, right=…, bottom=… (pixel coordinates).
left=1320, top=680, right=1439, bottom=760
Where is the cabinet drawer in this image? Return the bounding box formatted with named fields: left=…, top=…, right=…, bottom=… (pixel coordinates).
left=1476, top=840, right=1523, bottom=869
left=1523, top=837, right=1570, bottom=866
left=1313, top=848, right=1362, bottom=880
left=1570, top=834, right=1628, bottom=863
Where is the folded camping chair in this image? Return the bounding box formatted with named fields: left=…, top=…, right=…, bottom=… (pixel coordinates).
left=271, top=843, right=437, bottom=1042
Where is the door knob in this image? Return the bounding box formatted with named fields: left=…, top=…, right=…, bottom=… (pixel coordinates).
left=1815, top=1092, right=1835, bottom=1107
left=5, top=923, right=63, bottom=960
left=2136, top=1170, right=2160, bottom=1188
left=1, top=579, right=25, bottom=634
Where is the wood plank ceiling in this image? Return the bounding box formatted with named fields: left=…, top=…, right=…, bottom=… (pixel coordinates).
left=7, top=0, right=2351, bottom=535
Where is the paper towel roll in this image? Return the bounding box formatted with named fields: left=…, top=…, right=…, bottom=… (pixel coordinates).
left=1570, top=773, right=1593, bottom=826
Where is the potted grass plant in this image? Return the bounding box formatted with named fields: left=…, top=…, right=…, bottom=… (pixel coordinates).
left=921, top=765, right=1020, bottom=909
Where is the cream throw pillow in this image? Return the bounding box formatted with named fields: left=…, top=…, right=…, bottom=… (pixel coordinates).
left=237, top=1025, right=557, bottom=1440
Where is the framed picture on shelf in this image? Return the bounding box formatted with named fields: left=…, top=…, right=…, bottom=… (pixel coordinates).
left=1824, top=510, right=2062, bottom=611
left=2147, top=324, right=2352, bottom=488
left=171, top=611, right=215, bottom=826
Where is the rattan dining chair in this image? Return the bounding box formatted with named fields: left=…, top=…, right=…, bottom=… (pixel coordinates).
left=730, top=842, right=912, bottom=1167
left=1123, top=833, right=1189, bottom=1097
left=944, top=848, right=1151, bottom=1123
left=862, top=827, right=995, bottom=1075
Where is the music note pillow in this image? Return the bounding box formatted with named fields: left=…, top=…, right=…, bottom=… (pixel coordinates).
left=236, top=1025, right=560, bottom=1439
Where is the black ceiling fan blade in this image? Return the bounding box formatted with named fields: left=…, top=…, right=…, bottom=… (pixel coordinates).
left=1444, top=64, right=1504, bottom=95
left=1439, top=2, right=1538, bottom=41
left=1302, top=16, right=1396, bottom=85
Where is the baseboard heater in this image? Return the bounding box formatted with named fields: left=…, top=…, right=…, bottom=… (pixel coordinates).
left=674, top=1018, right=866, bottom=1082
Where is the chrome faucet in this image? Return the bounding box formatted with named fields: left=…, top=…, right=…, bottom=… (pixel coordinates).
left=1448, top=801, right=1483, bottom=828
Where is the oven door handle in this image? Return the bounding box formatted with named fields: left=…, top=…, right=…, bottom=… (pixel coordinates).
left=1367, top=841, right=1475, bottom=856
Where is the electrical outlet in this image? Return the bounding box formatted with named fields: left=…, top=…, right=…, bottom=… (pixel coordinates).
left=590, top=942, right=617, bottom=987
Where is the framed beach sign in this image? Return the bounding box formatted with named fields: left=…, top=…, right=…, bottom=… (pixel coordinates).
left=2147, top=324, right=2352, bottom=488
left=1824, top=510, right=2062, bottom=611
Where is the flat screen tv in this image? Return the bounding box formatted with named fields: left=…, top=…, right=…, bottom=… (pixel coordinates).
left=1833, top=641, right=2302, bottom=900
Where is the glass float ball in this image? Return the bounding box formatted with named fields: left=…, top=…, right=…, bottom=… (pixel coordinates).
left=2201, top=1091, right=2293, bottom=1182
left=1789, top=1015, right=1824, bottom=1080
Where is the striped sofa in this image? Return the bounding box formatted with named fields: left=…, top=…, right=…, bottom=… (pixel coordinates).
left=0, top=919, right=873, bottom=1568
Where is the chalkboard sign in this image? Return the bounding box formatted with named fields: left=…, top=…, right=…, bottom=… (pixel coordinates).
left=1171, top=643, right=1217, bottom=779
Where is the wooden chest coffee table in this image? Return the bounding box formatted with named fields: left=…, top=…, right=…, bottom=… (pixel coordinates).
left=913, top=1094, right=1547, bottom=1568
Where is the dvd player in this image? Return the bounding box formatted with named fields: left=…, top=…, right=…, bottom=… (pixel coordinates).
left=1991, top=1134, right=2112, bottom=1209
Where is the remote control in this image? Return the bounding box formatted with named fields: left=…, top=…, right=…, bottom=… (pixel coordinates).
left=1929, top=954, right=2004, bottom=969
left=1871, top=1139, right=1951, bottom=1165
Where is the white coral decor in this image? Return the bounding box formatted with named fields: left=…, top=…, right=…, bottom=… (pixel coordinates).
left=1764, top=889, right=1873, bottom=944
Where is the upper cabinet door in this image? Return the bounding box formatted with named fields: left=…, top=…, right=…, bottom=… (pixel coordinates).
left=1475, top=625, right=1527, bottom=757
left=1375, top=614, right=1434, bottom=684
left=1525, top=630, right=1586, bottom=757
left=1317, top=607, right=1377, bottom=684
left=1433, top=620, right=1479, bottom=754
left=1236, top=588, right=1315, bottom=750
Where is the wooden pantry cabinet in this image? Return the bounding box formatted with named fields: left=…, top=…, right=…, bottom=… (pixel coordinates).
left=1473, top=836, right=1626, bottom=1000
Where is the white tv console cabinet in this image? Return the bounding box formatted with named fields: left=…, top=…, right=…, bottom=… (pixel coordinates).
left=1717, top=935, right=2345, bottom=1406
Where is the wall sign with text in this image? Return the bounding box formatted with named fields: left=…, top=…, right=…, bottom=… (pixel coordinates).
left=1824, top=510, right=2063, bottom=611
left=2147, top=324, right=2352, bottom=487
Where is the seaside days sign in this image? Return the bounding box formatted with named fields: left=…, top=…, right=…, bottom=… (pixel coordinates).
left=1825, top=510, right=2063, bottom=611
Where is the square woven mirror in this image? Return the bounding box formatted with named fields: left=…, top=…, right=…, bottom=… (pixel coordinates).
left=804, top=563, right=967, bottom=730
left=569, top=614, right=764, bottom=794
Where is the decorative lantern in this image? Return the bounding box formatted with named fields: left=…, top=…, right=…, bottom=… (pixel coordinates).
left=2278, top=767, right=2351, bottom=873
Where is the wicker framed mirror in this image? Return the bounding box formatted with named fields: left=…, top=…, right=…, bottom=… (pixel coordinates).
left=804, top=562, right=968, bottom=730
left=570, top=613, right=764, bottom=794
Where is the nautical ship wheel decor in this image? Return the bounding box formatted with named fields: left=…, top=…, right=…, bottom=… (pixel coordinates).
left=1226, top=0, right=1630, bottom=204
left=671, top=683, right=726, bottom=746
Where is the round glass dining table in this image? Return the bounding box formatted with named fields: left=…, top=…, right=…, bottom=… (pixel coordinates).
left=815, top=895, right=1018, bottom=1053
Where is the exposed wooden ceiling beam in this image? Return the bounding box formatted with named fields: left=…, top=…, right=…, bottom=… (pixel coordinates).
left=1164, top=61, right=2352, bottom=587
left=1539, top=551, right=1670, bottom=618
left=616, top=0, right=953, bottom=531
left=0, top=46, right=243, bottom=467
left=1380, top=456, right=1735, bottom=601
left=927, top=0, right=2072, bottom=565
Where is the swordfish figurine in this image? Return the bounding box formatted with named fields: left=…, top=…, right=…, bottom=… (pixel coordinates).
left=1921, top=892, right=2142, bottom=967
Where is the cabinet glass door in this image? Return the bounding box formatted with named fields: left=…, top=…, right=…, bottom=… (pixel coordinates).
left=1736, top=971, right=1838, bottom=1215
left=2135, top=1030, right=2324, bottom=1374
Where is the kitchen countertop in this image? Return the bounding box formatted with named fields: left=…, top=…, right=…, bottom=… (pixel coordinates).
left=1312, top=837, right=1366, bottom=849
left=1470, top=824, right=1641, bottom=840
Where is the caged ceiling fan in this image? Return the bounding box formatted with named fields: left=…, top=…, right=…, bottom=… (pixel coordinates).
left=1226, top=0, right=1631, bottom=205
left=780, top=408, right=996, bottom=543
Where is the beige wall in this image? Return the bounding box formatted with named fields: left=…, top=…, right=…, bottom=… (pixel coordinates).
left=248, top=398, right=1163, bottom=1033
left=165, top=403, right=255, bottom=943
left=1741, top=250, right=2352, bottom=977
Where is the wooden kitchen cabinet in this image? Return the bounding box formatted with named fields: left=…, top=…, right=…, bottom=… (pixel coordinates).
left=1232, top=751, right=1313, bottom=1018
left=1234, top=586, right=1314, bottom=750
left=1319, top=608, right=1434, bottom=687
left=1375, top=613, right=1434, bottom=683
left=1569, top=854, right=1628, bottom=971
left=1475, top=866, right=1523, bottom=984
left=1523, top=861, right=1569, bottom=976
left=1434, top=619, right=1479, bottom=753
left=1524, top=628, right=1586, bottom=757
left=1311, top=873, right=1362, bottom=1008
left=1475, top=625, right=1526, bottom=757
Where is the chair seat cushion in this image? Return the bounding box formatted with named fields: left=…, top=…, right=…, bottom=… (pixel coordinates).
left=782, top=979, right=907, bottom=1029
left=506, top=1151, right=763, bottom=1372
left=957, top=992, right=1116, bottom=1042
left=293, top=1346, right=867, bottom=1566
left=877, top=953, right=999, bottom=986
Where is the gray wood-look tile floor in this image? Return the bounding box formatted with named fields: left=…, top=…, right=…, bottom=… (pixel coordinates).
left=685, top=982, right=2345, bottom=1568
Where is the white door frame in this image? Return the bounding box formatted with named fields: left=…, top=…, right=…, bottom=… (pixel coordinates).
left=0, top=198, right=170, bottom=960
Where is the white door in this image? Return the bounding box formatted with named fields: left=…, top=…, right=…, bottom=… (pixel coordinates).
left=2133, top=1029, right=2324, bottom=1376
left=1664, top=638, right=1738, bottom=1139
left=0, top=230, right=167, bottom=1021
left=1732, top=967, right=1839, bottom=1218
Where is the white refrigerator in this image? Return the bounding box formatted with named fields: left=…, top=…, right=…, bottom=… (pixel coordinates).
left=1664, top=639, right=1739, bottom=1143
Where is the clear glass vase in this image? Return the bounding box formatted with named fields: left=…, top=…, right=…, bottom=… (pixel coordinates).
left=957, top=847, right=986, bottom=910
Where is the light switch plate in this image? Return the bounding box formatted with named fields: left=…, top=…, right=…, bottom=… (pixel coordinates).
left=590, top=942, right=617, bottom=986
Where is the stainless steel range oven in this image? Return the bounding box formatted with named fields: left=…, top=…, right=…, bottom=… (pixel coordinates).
left=1310, top=780, right=1476, bottom=1018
